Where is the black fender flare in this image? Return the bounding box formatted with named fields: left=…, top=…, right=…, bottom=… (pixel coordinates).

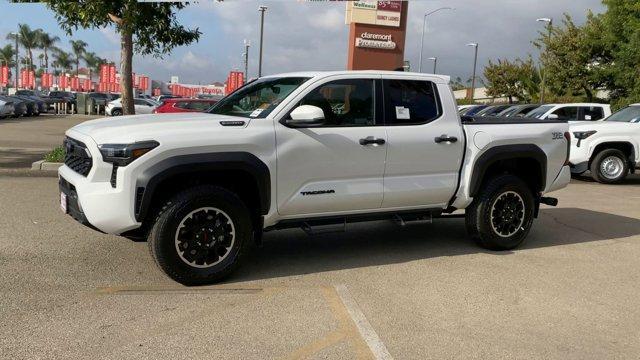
left=135, top=152, right=271, bottom=222
left=469, top=144, right=547, bottom=197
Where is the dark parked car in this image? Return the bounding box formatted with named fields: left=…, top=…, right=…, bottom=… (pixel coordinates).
left=474, top=104, right=513, bottom=117
left=497, top=104, right=542, bottom=118
left=459, top=105, right=489, bottom=116
left=16, top=90, right=56, bottom=110
left=48, top=90, right=77, bottom=111
left=11, top=95, right=38, bottom=116
left=0, top=95, right=28, bottom=117
left=86, top=92, right=117, bottom=107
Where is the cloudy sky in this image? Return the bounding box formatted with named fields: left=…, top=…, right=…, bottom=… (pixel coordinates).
left=0, top=0, right=605, bottom=84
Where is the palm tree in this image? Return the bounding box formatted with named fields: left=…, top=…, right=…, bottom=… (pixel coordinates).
left=69, top=39, right=88, bottom=76
left=52, top=49, right=73, bottom=74
left=0, top=44, right=16, bottom=69
left=82, top=52, right=104, bottom=82
left=6, top=24, right=40, bottom=70
left=37, top=31, right=60, bottom=71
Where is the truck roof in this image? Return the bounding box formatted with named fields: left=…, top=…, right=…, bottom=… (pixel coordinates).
left=264, top=70, right=451, bottom=84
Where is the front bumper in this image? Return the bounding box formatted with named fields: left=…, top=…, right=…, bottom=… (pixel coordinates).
left=59, top=176, right=103, bottom=233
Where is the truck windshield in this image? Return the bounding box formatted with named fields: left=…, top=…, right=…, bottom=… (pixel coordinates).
left=605, top=106, right=640, bottom=123
left=208, top=77, right=310, bottom=118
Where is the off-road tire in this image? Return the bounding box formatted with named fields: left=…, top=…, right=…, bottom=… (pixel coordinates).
left=590, top=149, right=628, bottom=184
left=465, top=174, right=535, bottom=250
left=148, top=185, right=253, bottom=285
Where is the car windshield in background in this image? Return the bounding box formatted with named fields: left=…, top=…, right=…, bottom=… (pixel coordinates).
left=525, top=105, right=553, bottom=119
left=209, top=77, right=310, bottom=118
left=605, top=106, right=640, bottom=123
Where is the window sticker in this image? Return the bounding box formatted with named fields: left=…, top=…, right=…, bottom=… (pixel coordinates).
left=250, top=108, right=264, bottom=117
left=395, top=106, right=410, bottom=120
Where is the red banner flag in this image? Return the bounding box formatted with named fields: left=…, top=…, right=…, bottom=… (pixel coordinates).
left=0, top=66, right=9, bottom=85
left=99, top=64, right=109, bottom=84
left=83, top=79, right=91, bottom=91
left=60, top=75, right=68, bottom=89
left=109, top=64, right=117, bottom=84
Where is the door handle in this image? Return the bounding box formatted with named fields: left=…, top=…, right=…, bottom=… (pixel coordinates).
left=434, top=135, right=458, bottom=144
left=359, top=136, right=386, bottom=146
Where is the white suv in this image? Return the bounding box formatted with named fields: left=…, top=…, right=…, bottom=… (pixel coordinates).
left=526, top=103, right=612, bottom=122
left=106, top=98, right=158, bottom=116
left=569, top=104, right=640, bottom=183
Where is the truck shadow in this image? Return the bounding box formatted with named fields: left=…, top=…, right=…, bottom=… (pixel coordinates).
left=572, top=173, right=640, bottom=185
left=232, top=208, right=640, bottom=283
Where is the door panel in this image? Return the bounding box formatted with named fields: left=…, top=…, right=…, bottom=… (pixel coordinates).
left=381, top=80, right=464, bottom=208
left=275, top=77, right=386, bottom=216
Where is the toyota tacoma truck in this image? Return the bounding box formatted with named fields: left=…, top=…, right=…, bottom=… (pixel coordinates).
left=59, top=71, right=571, bottom=285
left=569, top=104, right=640, bottom=183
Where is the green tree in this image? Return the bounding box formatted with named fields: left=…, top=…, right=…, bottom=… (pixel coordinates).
left=83, top=51, right=105, bottom=81
left=69, top=39, right=88, bottom=76
left=43, top=0, right=201, bottom=114
left=534, top=13, right=609, bottom=102
left=37, top=31, right=60, bottom=71
left=6, top=24, right=41, bottom=70
left=600, top=0, right=640, bottom=109
left=484, top=58, right=538, bottom=103
left=0, top=44, right=16, bottom=69
left=52, top=49, right=73, bottom=73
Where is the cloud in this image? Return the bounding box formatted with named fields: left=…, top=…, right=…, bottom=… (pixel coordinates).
left=99, top=27, right=119, bottom=46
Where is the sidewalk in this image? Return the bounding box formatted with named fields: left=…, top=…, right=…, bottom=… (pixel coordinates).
left=0, top=114, right=98, bottom=169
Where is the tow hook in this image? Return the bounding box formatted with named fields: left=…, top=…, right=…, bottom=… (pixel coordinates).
left=540, top=197, right=558, bottom=207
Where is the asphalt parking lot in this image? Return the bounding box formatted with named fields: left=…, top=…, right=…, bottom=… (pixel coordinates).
left=1, top=173, right=640, bottom=359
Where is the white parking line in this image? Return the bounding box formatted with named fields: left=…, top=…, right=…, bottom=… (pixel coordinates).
left=334, top=284, right=394, bottom=360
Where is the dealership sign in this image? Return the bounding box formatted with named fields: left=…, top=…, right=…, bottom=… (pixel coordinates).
left=355, top=32, right=396, bottom=50
left=346, top=0, right=402, bottom=28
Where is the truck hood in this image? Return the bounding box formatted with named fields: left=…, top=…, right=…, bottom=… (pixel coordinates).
left=570, top=120, right=631, bottom=132
left=68, top=113, right=249, bottom=144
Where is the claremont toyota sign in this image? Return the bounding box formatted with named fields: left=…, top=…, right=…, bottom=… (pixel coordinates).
left=346, top=0, right=402, bottom=28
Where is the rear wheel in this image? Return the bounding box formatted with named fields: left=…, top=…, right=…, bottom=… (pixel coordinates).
left=148, top=185, right=253, bottom=285
left=465, top=174, right=535, bottom=250
left=590, top=149, right=628, bottom=184
left=111, top=108, right=122, bottom=116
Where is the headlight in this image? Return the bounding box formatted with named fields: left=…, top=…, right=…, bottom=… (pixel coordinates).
left=98, top=141, right=159, bottom=166
left=572, top=130, right=597, bottom=140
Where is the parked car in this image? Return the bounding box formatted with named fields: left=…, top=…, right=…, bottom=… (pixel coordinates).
left=59, top=71, right=571, bottom=285
left=12, top=95, right=38, bottom=116
left=156, top=94, right=180, bottom=103
left=497, top=104, right=541, bottom=118
left=105, top=97, right=159, bottom=116
left=152, top=98, right=218, bottom=113
left=457, top=104, right=477, bottom=112
left=474, top=104, right=513, bottom=117
left=525, top=103, right=612, bottom=121
left=569, top=104, right=640, bottom=183
left=0, top=97, right=15, bottom=119
left=459, top=104, right=489, bottom=116
left=1, top=96, right=27, bottom=117
left=20, top=94, right=47, bottom=114
left=86, top=92, right=116, bottom=107
left=48, top=90, right=77, bottom=110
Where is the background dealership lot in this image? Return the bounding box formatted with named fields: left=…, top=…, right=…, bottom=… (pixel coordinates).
left=1, top=115, right=640, bottom=359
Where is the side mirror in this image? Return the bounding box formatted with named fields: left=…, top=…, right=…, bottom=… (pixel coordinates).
left=547, top=113, right=559, bottom=120
left=286, top=105, right=325, bottom=127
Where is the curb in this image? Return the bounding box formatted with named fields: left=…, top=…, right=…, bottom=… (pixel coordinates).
left=31, top=160, right=63, bottom=171
left=0, top=168, right=59, bottom=178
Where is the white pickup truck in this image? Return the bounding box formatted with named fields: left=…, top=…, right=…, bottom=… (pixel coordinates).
left=59, top=71, right=571, bottom=285
left=569, top=104, right=640, bottom=183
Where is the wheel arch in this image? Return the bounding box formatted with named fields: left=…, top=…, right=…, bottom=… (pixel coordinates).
left=135, top=152, right=271, bottom=225
left=589, top=141, right=636, bottom=169
left=469, top=144, right=547, bottom=197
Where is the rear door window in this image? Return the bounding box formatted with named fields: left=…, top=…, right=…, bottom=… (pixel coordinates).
left=551, top=106, right=578, bottom=120
left=580, top=106, right=605, bottom=121
left=383, top=80, right=441, bottom=125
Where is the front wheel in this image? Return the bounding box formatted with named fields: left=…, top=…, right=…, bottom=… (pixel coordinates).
left=590, top=149, right=628, bottom=184
left=110, top=108, right=122, bottom=116
left=148, top=185, right=253, bottom=285
left=465, top=174, right=535, bottom=250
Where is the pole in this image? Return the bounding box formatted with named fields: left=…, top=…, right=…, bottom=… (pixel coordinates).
left=243, top=40, right=250, bottom=84
left=471, top=45, right=478, bottom=101
left=419, top=15, right=427, bottom=73
left=14, top=33, right=19, bottom=89
left=258, top=6, right=267, bottom=78
left=433, top=58, right=437, bottom=74
left=540, top=22, right=552, bottom=104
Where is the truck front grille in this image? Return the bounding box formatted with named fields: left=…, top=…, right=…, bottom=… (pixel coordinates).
left=63, top=137, right=93, bottom=177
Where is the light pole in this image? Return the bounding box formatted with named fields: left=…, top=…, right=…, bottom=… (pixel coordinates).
left=467, top=43, right=478, bottom=101
left=9, top=32, right=19, bottom=89
left=427, top=57, right=437, bottom=74
left=258, top=6, right=267, bottom=78
left=419, top=7, right=454, bottom=73
left=243, top=39, right=250, bottom=84
left=536, top=17, right=552, bottom=104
